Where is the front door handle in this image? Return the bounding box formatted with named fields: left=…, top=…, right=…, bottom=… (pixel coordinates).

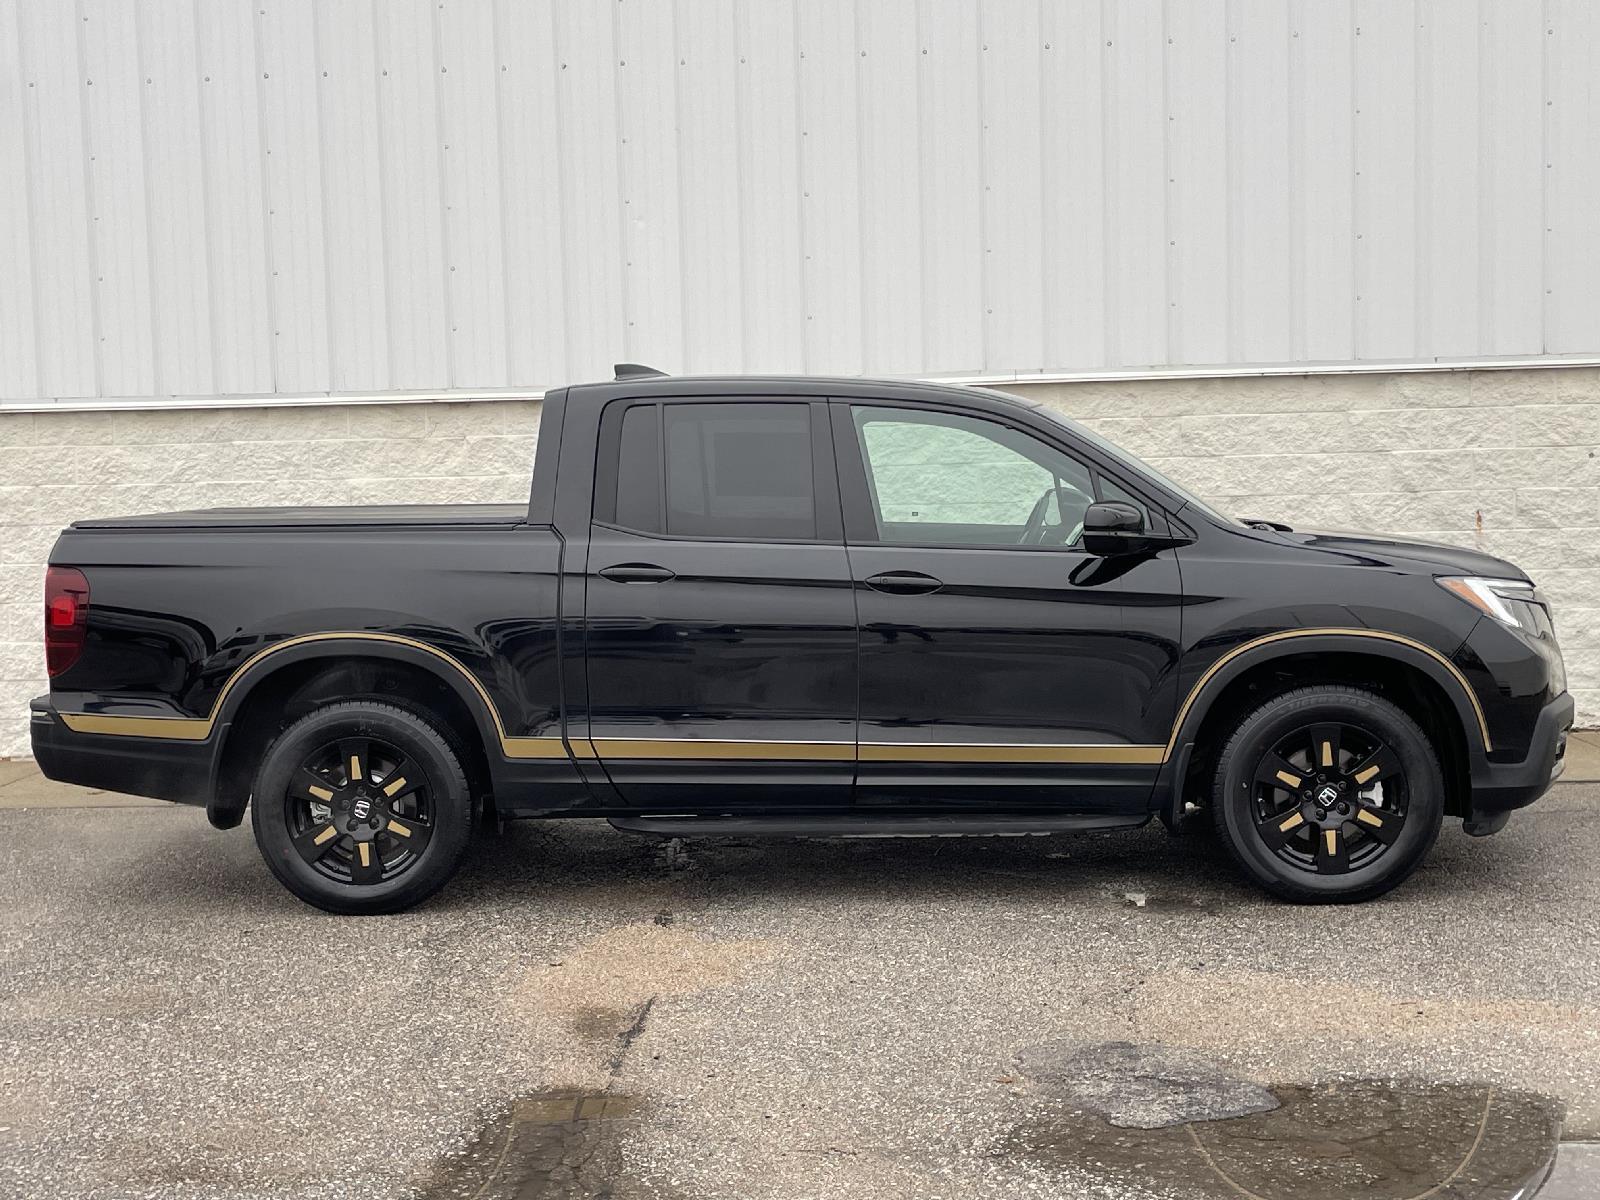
left=598, top=562, right=676, bottom=584
left=864, top=570, right=943, bottom=595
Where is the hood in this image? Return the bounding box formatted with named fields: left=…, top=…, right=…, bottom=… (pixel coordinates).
left=1270, top=528, right=1529, bottom=581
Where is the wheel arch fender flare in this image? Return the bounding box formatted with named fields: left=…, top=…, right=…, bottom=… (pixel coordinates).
left=210, top=633, right=514, bottom=769
left=1165, top=628, right=1491, bottom=762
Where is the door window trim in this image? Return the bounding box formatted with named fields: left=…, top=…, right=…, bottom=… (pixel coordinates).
left=828, top=398, right=1163, bottom=552
left=592, top=396, right=845, bottom=545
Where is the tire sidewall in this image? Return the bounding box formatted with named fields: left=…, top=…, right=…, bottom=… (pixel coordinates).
left=252, top=703, right=472, bottom=914
left=1216, top=690, right=1443, bottom=900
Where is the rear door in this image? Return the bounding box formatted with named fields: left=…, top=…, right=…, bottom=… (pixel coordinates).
left=580, top=397, right=858, bottom=807
left=832, top=399, right=1184, bottom=814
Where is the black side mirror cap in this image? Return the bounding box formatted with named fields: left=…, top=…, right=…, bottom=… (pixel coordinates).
left=1081, top=500, right=1185, bottom=556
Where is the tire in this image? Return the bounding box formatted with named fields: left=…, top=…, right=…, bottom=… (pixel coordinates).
left=251, top=701, right=474, bottom=914
left=1211, top=685, right=1444, bottom=904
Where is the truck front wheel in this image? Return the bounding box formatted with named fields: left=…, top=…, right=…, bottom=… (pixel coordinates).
left=250, top=701, right=474, bottom=914
left=1211, top=685, right=1444, bottom=903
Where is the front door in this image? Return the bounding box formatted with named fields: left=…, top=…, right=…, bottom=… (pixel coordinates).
left=581, top=397, right=857, bottom=807
left=832, top=400, right=1184, bottom=813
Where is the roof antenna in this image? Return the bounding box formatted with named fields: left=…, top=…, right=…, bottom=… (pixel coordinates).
left=615, top=363, right=668, bottom=380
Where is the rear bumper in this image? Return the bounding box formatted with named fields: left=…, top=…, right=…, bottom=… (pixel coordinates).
left=1464, top=690, right=1574, bottom=835
left=29, top=698, right=216, bottom=808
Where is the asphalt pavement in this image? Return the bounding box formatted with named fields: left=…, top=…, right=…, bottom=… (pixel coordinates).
left=2, top=766, right=1599, bottom=1199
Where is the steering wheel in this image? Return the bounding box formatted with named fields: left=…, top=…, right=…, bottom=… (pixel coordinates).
left=1020, top=487, right=1086, bottom=547
left=1019, top=490, right=1051, bottom=544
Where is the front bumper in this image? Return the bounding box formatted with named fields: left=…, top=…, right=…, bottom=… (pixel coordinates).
left=30, top=698, right=216, bottom=807
left=1464, top=690, right=1573, bottom=836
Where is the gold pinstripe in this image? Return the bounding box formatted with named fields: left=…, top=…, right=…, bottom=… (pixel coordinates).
left=56, top=626, right=1492, bottom=762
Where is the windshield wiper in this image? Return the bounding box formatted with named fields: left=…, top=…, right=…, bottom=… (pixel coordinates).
left=1241, top=517, right=1293, bottom=532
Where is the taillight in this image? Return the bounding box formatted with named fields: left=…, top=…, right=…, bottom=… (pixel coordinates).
left=45, top=566, right=89, bottom=678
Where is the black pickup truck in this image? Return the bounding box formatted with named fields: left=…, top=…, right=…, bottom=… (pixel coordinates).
left=33, top=370, right=1571, bottom=913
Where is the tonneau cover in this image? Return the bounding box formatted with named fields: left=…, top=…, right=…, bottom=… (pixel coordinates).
left=72, top=504, right=529, bottom=530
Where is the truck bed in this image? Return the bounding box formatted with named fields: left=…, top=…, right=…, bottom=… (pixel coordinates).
left=72, top=503, right=530, bottom=530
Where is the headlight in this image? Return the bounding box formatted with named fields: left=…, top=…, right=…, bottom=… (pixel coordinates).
left=1436, top=576, right=1545, bottom=632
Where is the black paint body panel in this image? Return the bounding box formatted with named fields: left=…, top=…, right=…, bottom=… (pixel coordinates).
left=34, top=375, right=1571, bottom=831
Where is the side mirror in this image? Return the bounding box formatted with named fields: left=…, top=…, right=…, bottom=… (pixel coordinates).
left=1081, top=501, right=1148, bottom=556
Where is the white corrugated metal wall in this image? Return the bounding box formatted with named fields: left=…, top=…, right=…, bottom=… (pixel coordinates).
left=1, top=0, right=1597, bottom=408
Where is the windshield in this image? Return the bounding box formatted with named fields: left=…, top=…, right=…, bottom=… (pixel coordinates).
left=1031, top=405, right=1237, bottom=526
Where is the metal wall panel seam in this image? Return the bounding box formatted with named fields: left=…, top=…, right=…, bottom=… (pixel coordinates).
left=72, top=0, right=104, bottom=398
left=1348, top=0, right=1362, bottom=362
left=193, top=0, right=223, bottom=394
left=789, top=0, right=811, bottom=373
left=671, top=2, right=691, bottom=373
left=1476, top=0, right=1494, bottom=353
left=14, top=0, right=45, bottom=400
left=1286, top=0, right=1305, bottom=362
left=1413, top=0, right=1430, bottom=359
left=133, top=2, right=164, bottom=397
left=1540, top=0, right=1554, bottom=351
left=607, top=0, right=631, bottom=365
left=428, top=0, right=456, bottom=387
left=371, top=0, right=396, bottom=391
left=249, top=0, right=280, bottom=394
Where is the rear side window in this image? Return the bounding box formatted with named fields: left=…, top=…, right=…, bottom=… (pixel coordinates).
left=665, top=404, right=815, bottom=539
left=613, top=404, right=661, bottom=532
left=598, top=401, right=818, bottom=541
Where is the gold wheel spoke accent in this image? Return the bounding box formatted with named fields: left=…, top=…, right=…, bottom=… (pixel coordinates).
left=1316, top=825, right=1351, bottom=872
left=349, top=754, right=363, bottom=784
left=1258, top=751, right=1306, bottom=793
left=1354, top=804, right=1403, bottom=845
left=1310, top=723, right=1342, bottom=771
left=1278, top=811, right=1305, bottom=833
left=1353, top=763, right=1381, bottom=785
left=382, top=775, right=409, bottom=798
left=357, top=842, right=372, bottom=868
left=312, top=824, right=338, bottom=846
left=386, top=819, right=413, bottom=839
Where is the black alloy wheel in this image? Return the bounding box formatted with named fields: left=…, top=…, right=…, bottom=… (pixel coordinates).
left=285, top=734, right=435, bottom=887
left=252, top=701, right=474, bottom=914
left=1250, top=720, right=1406, bottom=876
left=1212, top=685, right=1444, bottom=903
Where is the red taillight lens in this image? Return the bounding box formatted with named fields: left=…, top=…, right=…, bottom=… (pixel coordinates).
left=44, top=566, right=89, bottom=678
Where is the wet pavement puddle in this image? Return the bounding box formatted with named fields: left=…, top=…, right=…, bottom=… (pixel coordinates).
left=416, top=1090, right=657, bottom=1200
left=1007, top=1070, right=1564, bottom=1199
left=418, top=1047, right=1563, bottom=1199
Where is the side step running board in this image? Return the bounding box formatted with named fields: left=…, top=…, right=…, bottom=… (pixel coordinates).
left=607, top=814, right=1150, bottom=839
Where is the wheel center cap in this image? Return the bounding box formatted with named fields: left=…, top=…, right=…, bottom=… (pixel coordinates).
left=1315, top=785, right=1340, bottom=807
left=351, top=797, right=373, bottom=822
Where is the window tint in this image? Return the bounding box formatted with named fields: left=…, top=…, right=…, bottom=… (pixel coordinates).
left=613, top=404, right=662, bottom=532
left=851, top=406, right=1096, bottom=547
left=663, top=403, right=816, bottom=540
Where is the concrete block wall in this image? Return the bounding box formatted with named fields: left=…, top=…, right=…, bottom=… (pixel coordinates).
left=1, top=365, right=1596, bottom=759
left=0, top=401, right=540, bottom=758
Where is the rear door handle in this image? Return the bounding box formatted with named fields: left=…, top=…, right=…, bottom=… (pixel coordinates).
left=598, top=563, right=676, bottom=584
left=864, top=570, right=943, bottom=595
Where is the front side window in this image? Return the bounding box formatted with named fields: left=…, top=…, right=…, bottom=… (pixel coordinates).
left=851, top=406, right=1098, bottom=547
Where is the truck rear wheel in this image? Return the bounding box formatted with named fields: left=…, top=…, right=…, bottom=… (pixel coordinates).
left=1211, top=685, right=1444, bottom=903
left=250, top=701, right=473, bottom=914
